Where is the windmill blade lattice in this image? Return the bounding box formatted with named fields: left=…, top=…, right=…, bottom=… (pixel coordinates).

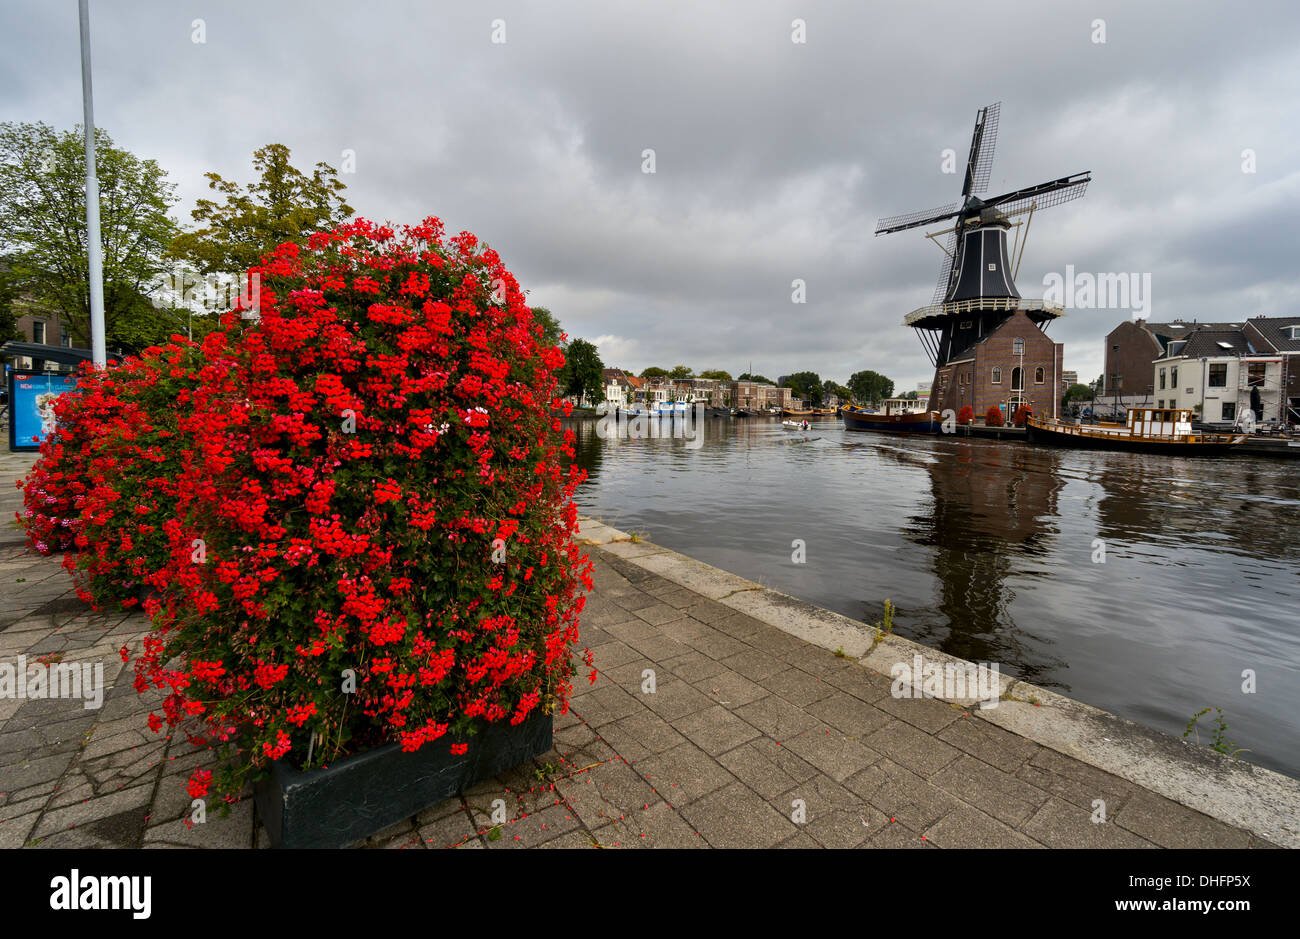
left=984, top=173, right=1090, bottom=217
left=875, top=201, right=962, bottom=235
left=930, top=230, right=958, bottom=305
left=964, top=102, right=1000, bottom=196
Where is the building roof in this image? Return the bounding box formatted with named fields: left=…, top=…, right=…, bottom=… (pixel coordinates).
left=1138, top=319, right=1244, bottom=354
left=1171, top=328, right=1252, bottom=359
left=1243, top=315, right=1300, bottom=353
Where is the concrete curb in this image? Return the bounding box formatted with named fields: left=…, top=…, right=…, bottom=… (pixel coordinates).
left=577, top=517, right=1300, bottom=848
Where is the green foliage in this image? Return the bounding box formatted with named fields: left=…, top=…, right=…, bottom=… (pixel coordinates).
left=847, top=370, right=894, bottom=406
left=736, top=372, right=773, bottom=385
left=667, top=365, right=693, bottom=380
left=169, top=143, right=352, bottom=276
left=871, top=599, right=896, bottom=649
left=821, top=379, right=852, bottom=402
left=781, top=371, right=823, bottom=406
left=0, top=260, right=23, bottom=345
left=563, top=338, right=604, bottom=402
left=1183, top=707, right=1248, bottom=758
left=697, top=369, right=732, bottom=381
left=0, top=121, right=180, bottom=350
left=640, top=366, right=669, bottom=379
left=529, top=306, right=564, bottom=349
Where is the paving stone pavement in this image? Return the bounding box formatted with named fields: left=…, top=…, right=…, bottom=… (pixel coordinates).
left=0, top=451, right=1280, bottom=849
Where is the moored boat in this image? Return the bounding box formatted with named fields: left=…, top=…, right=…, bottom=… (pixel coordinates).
left=1025, top=407, right=1248, bottom=455
left=841, top=402, right=942, bottom=434
left=781, top=408, right=815, bottom=417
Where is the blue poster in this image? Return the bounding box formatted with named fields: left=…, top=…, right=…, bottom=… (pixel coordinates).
left=9, top=373, right=80, bottom=450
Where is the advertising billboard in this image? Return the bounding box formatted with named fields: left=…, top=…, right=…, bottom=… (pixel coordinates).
left=8, top=372, right=80, bottom=451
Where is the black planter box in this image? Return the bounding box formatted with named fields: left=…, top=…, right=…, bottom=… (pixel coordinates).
left=254, top=713, right=553, bottom=848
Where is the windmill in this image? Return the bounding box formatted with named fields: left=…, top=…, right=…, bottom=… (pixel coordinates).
left=876, top=103, right=1090, bottom=372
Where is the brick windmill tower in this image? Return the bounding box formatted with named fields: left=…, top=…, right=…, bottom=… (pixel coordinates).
left=876, top=103, right=1090, bottom=421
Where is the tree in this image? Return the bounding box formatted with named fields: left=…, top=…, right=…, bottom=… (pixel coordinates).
left=529, top=306, right=565, bottom=349
left=0, top=121, right=181, bottom=350
left=1062, top=383, right=1092, bottom=403
left=821, top=379, right=852, bottom=403
left=668, top=365, right=693, bottom=380
left=170, top=143, right=353, bottom=276
left=640, top=366, right=669, bottom=379
left=847, top=370, right=894, bottom=406
left=698, top=369, right=732, bottom=381
left=901, top=390, right=918, bottom=400
left=736, top=372, right=773, bottom=385
left=0, top=261, right=24, bottom=345
left=782, top=371, right=823, bottom=406
left=563, top=338, right=604, bottom=404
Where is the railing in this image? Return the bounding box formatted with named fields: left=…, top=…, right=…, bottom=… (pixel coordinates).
left=903, top=297, right=1065, bottom=327
left=1033, top=418, right=1242, bottom=444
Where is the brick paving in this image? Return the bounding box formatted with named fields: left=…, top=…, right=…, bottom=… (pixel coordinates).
left=0, top=451, right=1280, bottom=849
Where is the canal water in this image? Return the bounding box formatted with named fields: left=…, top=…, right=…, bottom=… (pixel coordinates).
left=569, top=415, right=1300, bottom=780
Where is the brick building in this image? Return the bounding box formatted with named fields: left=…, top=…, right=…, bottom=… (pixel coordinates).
left=930, top=310, right=1064, bottom=419
left=1101, top=315, right=1300, bottom=424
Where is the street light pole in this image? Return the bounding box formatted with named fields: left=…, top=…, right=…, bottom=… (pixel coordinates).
left=79, top=0, right=107, bottom=369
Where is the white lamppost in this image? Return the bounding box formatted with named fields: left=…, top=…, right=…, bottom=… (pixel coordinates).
left=79, top=0, right=107, bottom=368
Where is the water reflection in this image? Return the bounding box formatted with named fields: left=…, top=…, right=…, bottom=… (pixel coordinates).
left=893, top=441, right=1066, bottom=683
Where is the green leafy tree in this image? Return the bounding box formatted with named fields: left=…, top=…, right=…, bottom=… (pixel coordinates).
left=0, top=261, right=24, bottom=345
left=821, top=379, right=852, bottom=402
left=848, top=370, right=894, bottom=406
left=1062, top=382, right=1093, bottom=413
left=170, top=143, right=352, bottom=276
left=640, top=366, right=669, bottom=379
left=781, top=371, right=823, bottom=406
left=529, top=306, right=564, bottom=349
left=563, top=338, right=604, bottom=403
left=668, top=365, right=693, bottom=380
left=697, top=369, right=732, bottom=381
left=736, top=372, right=773, bottom=385
left=0, top=121, right=181, bottom=350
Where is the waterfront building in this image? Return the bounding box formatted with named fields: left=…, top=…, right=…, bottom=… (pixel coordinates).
left=1103, top=316, right=1300, bottom=426
left=1150, top=319, right=1299, bottom=427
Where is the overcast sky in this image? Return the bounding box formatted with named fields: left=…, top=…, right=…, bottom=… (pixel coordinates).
left=4, top=1, right=1298, bottom=390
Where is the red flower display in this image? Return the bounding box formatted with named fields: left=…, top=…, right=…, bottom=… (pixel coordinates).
left=21, top=217, right=592, bottom=800
left=985, top=405, right=1004, bottom=427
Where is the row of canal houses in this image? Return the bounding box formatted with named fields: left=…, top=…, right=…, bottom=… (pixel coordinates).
left=1102, top=315, right=1300, bottom=428
left=599, top=370, right=796, bottom=411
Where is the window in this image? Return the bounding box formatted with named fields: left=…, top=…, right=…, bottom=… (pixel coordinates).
left=1035, top=367, right=1045, bottom=384
left=1221, top=402, right=1236, bottom=421
left=1159, top=368, right=1166, bottom=390
left=1171, top=366, right=1178, bottom=387
left=1247, top=362, right=1266, bottom=387
left=1286, top=326, right=1300, bottom=340
left=960, top=320, right=972, bottom=329
left=60, top=326, right=71, bottom=348
left=1013, top=338, right=1025, bottom=355
left=32, top=320, right=46, bottom=345
left=1209, top=363, right=1227, bottom=387
left=1157, top=400, right=1164, bottom=408
left=1011, top=367, right=1024, bottom=391
left=991, top=367, right=1001, bottom=384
